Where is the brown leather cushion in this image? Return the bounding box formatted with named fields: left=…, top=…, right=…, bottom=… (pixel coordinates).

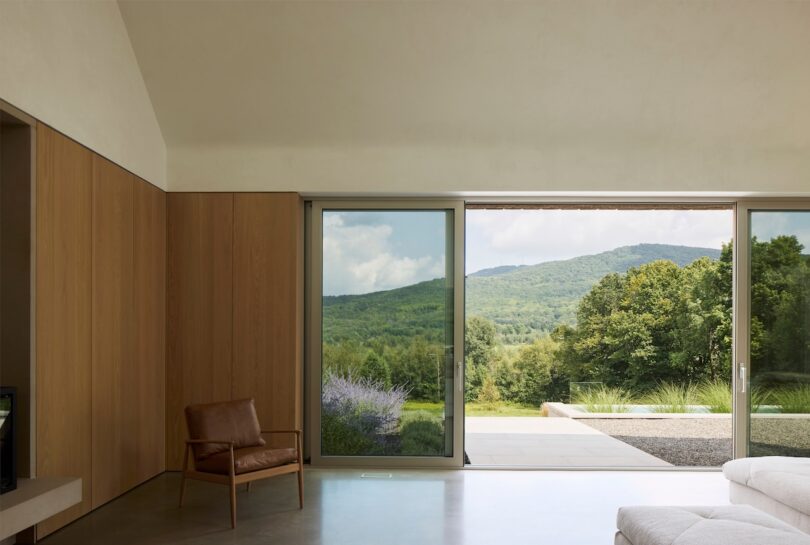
left=185, top=398, right=265, bottom=460
left=195, top=446, right=298, bottom=475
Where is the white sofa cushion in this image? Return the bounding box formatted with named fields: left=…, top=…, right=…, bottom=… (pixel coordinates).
left=730, top=481, right=810, bottom=534
left=724, top=457, right=810, bottom=516
left=617, top=505, right=810, bottom=545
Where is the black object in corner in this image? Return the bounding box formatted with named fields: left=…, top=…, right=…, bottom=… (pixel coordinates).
left=0, top=387, right=17, bottom=494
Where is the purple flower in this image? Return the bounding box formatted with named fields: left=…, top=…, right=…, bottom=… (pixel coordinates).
left=322, top=372, right=409, bottom=437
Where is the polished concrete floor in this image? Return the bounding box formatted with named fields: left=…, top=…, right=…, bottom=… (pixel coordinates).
left=39, top=468, right=729, bottom=545
left=465, top=417, right=670, bottom=467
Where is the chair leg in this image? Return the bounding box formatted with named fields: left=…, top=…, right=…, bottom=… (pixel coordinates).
left=229, top=446, right=237, bottom=529
left=297, top=469, right=304, bottom=509
left=229, top=478, right=237, bottom=529
left=296, top=431, right=304, bottom=509
left=295, top=431, right=304, bottom=509
left=179, top=444, right=190, bottom=508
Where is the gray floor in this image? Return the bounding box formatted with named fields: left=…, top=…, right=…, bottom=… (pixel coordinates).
left=39, top=468, right=728, bottom=545
left=465, top=417, right=671, bottom=467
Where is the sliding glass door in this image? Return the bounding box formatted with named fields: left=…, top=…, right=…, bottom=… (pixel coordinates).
left=736, top=203, right=810, bottom=458
left=309, top=201, right=464, bottom=467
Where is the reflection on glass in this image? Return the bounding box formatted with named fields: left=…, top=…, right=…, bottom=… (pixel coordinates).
left=321, top=210, right=454, bottom=456
left=749, top=211, right=810, bottom=457
left=319, top=477, right=447, bottom=541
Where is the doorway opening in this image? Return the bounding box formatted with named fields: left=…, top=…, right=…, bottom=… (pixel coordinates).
left=463, top=204, right=734, bottom=468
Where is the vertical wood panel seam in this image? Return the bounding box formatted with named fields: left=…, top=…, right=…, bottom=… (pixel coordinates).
left=165, top=195, right=170, bottom=470
left=232, top=194, right=236, bottom=402
left=130, top=177, right=135, bottom=489
left=89, top=155, right=95, bottom=510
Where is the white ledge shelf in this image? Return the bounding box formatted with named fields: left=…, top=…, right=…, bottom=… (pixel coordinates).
left=0, top=477, right=82, bottom=541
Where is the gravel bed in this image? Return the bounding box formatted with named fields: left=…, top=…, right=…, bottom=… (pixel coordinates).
left=581, top=418, right=733, bottom=467
left=750, top=418, right=810, bottom=457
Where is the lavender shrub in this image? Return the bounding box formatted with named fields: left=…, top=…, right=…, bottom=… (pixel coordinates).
left=322, top=372, right=409, bottom=454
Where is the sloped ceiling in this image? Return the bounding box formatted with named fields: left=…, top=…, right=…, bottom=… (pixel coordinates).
left=119, top=1, right=810, bottom=193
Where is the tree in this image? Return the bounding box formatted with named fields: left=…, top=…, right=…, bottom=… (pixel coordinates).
left=671, top=250, right=732, bottom=383
left=512, top=337, right=560, bottom=405
left=750, top=235, right=810, bottom=379
left=388, top=336, right=444, bottom=402
left=465, top=316, right=498, bottom=402
left=323, top=340, right=366, bottom=377
left=491, top=336, right=564, bottom=406
left=359, top=351, right=392, bottom=388
left=556, top=256, right=733, bottom=393
left=476, top=373, right=502, bottom=404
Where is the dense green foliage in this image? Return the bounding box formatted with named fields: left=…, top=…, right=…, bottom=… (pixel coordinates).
left=359, top=352, right=392, bottom=388
left=322, top=238, right=809, bottom=408
left=323, top=279, right=449, bottom=345
left=399, top=413, right=445, bottom=456
left=553, top=247, right=733, bottom=392
left=324, top=336, right=447, bottom=402
left=750, top=236, right=810, bottom=385
left=321, top=412, right=384, bottom=455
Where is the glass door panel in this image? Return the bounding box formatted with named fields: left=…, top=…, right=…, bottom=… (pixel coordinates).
left=746, top=210, right=810, bottom=457
left=309, top=203, right=463, bottom=465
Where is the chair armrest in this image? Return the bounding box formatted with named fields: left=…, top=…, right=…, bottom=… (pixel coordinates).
left=185, top=439, right=234, bottom=446
left=260, top=430, right=301, bottom=435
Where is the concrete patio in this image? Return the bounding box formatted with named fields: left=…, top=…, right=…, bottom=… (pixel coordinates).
left=465, top=417, right=671, bottom=467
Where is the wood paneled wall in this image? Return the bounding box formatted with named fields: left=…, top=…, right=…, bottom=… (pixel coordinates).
left=91, top=155, right=135, bottom=507
left=36, top=124, right=94, bottom=536
left=34, top=125, right=301, bottom=529
left=166, top=193, right=234, bottom=469
left=166, top=193, right=303, bottom=469
left=35, top=125, right=166, bottom=536
left=232, top=194, right=303, bottom=448
left=133, top=179, right=167, bottom=486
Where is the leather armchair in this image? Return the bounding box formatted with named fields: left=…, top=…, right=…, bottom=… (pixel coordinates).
left=179, top=398, right=303, bottom=528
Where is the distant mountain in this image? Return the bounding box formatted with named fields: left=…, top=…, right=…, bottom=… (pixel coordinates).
left=466, top=244, right=720, bottom=344
left=322, top=244, right=721, bottom=346
left=469, top=265, right=525, bottom=277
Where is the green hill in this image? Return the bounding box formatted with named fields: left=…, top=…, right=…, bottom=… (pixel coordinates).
left=323, top=244, right=721, bottom=346
left=467, top=243, right=720, bottom=343
left=323, top=278, right=450, bottom=345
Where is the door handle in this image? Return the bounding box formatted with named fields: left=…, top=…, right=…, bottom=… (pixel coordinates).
left=457, top=361, right=463, bottom=392
left=739, top=363, right=746, bottom=394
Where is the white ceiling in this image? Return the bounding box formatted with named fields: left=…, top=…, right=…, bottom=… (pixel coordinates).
left=118, top=1, right=810, bottom=193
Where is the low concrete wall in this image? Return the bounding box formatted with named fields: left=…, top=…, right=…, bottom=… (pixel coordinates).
left=543, top=402, right=731, bottom=419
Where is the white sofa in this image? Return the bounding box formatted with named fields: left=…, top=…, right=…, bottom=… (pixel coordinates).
left=615, top=457, right=810, bottom=545
left=724, top=456, right=810, bottom=534
left=615, top=505, right=810, bottom=545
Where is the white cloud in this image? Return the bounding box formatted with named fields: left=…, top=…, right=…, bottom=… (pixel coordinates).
left=466, top=209, right=733, bottom=273
left=323, top=214, right=445, bottom=295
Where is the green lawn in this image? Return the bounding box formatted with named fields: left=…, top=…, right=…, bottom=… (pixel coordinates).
left=402, top=400, right=542, bottom=417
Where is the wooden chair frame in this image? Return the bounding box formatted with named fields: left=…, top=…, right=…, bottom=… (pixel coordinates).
left=179, top=430, right=304, bottom=528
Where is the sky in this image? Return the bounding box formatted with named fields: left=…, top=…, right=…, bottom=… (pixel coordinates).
left=465, top=209, right=734, bottom=275
left=751, top=211, right=810, bottom=249
left=323, top=208, right=810, bottom=296
left=323, top=211, right=447, bottom=296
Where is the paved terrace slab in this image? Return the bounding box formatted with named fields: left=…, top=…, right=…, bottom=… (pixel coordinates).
left=465, top=417, right=671, bottom=467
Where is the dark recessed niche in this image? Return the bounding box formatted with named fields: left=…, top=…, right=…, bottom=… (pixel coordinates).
left=1, top=104, right=34, bottom=485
